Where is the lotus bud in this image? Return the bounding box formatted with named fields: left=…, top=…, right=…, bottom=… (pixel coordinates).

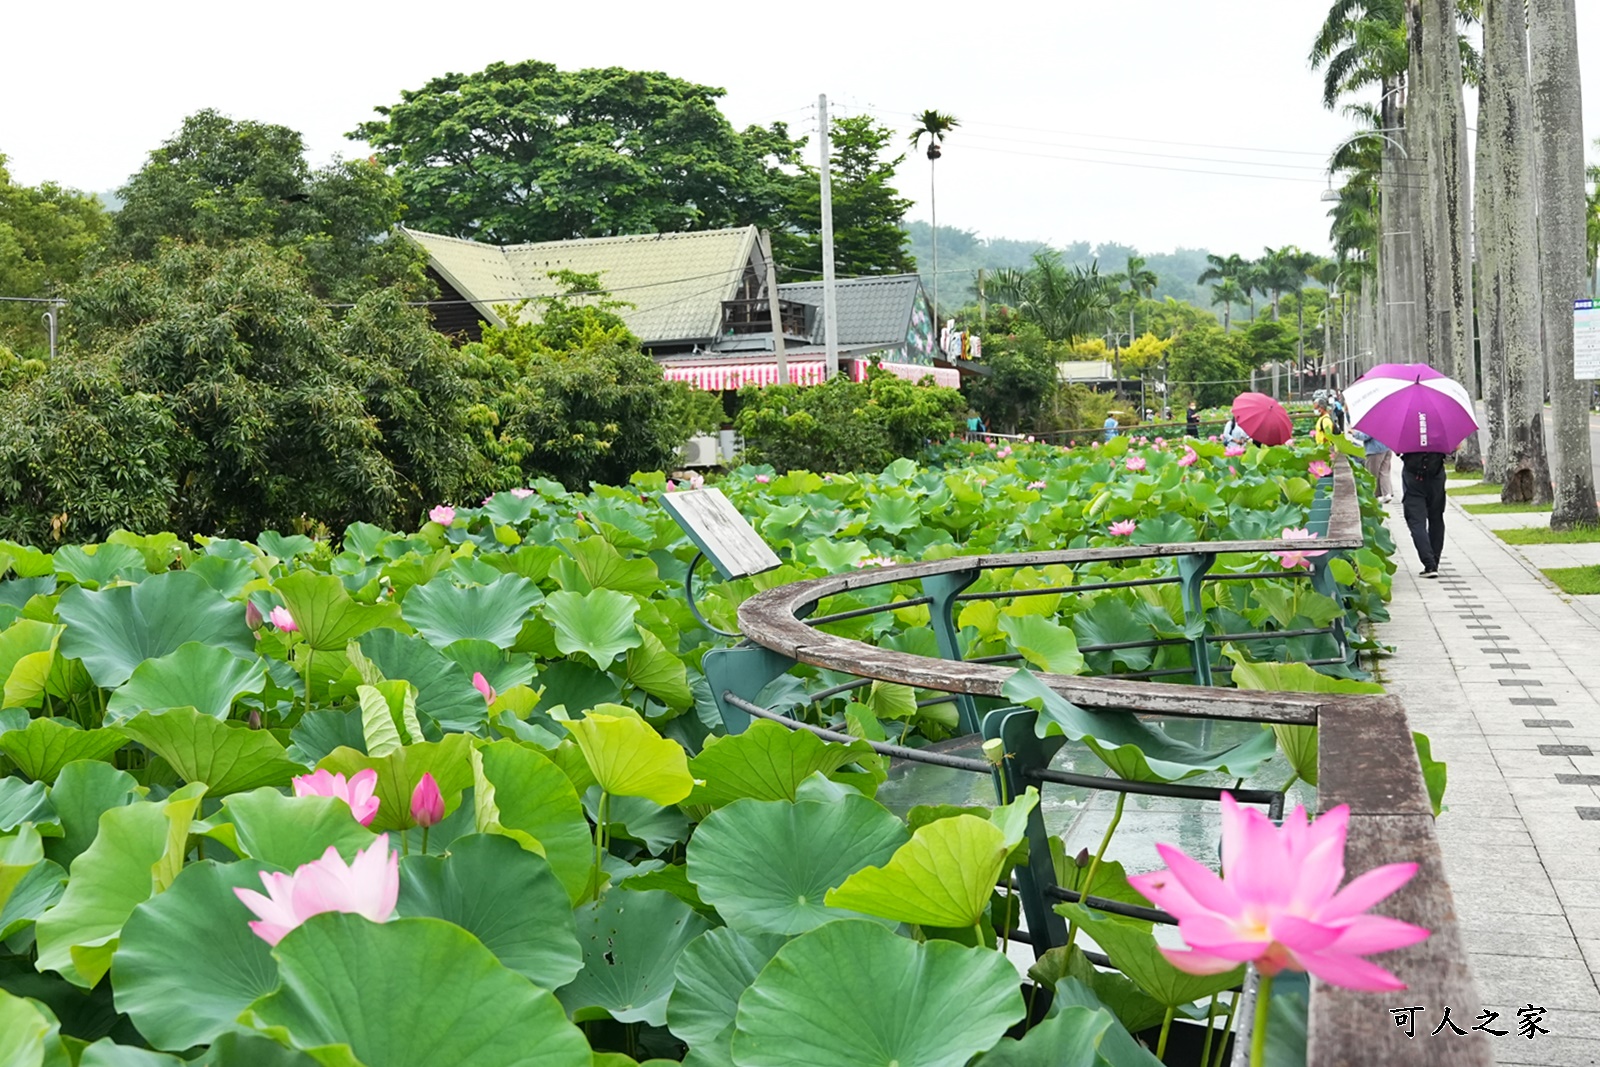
left=410, top=773, right=444, bottom=829
left=245, top=600, right=263, bottom=630
left=472, top=672, right=497, bottom=704
left=1075, top=847, right=1092, bottom=869
left=981, top=738, right=1006, bottom=766
left=248, top=709, right=262, bottom=730
left=269, top=606, right=298, bottom=632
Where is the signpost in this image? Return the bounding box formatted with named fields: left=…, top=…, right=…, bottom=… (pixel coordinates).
left=1575, top=298, right=1600, bottom=379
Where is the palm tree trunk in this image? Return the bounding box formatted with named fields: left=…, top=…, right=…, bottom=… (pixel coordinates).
left=1529, top=0, right=1597, bottom=527
left=1408, top=2, right=1444, bottom=370
left=1476, top=72, right=1508, bottom=485
left=1483, top=0, right=1553, bottom=502
left=1224, top=303, right=1232, bottom=334
left=930, top=159, right=939, bottom=323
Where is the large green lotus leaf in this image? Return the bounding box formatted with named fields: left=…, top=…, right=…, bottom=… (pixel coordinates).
left=554, top=537, right=664, bottom=597
left=75, top=1039, right=186, bottom=1066
left=666, top=928, right=786, bottom=1051
left=0, top=619, right=61, bottom=708
left=402, top=573, right=543, bottom=648
left=688, top=797, right=907, bottom=936
left=438, top=639, right=536, bottom=698
left=531, top=659, right=622, bottom=717
left=317, top=734, right=473, bottom=833
left=1056, top=903, right=1245, bottom=1008
left=866, top=492, right=923, bottom=534
left=53, top=544, right=150, bottom=589
left=973, top=1004, right=1160, bottom=1067
left=273, top=569, right=403, bottom=652
left=0, top=825, right=45, bottom=913
left=474, top=742, right=592, bottom=904
left=824, top=814, right=1007, bottom=929
left=353, top=630, right=487, bottom=733
left=0, top=857, right=67, bottom=940
left=396, top=833, right=582, bottom=989
left=118, top=708, right=305, bottom=796
left=34, top=784, right=205, bottom=987
left=187, top=555, right=256, bottom=599
left=0, top=778, right=57, bottom=834
left=731, top=919, right=1024, bottom=1067
left=557, top=889, right=712, bottom=1026
left=357, top=681, right=421, bottom=758
left=0, top=720, right=127, bottom=784
left=686, top=722, right=875, bottom=808
left=215, top=789, right=376, bottom=869
left=105, top=643, right=269, bottom=724
left=998, top=614, right=1086, bottom=675
left=256, top=531, right=316, bottom=560
left=57, top=570, right=255, bottom=687
left=1070, top=599, right=1159, bottom=671
left=286, top=710, right=366, bottom=766
left=623, top=628, right=692, bottom=709
left=1002, top=670, right=1278, bottom=783
left=112, top=860, right=280, bottom=1051
left=244, top=914, right=591, bottom=1067
left=543, top=589, right=642, bottom=669
left=565, top=709, right=693, bottom=805
left=1226, top=656, right=1384, bottom=695
left=0, top=987, right=61, bottom=1067
left=195, top=1032, right=321, bottom=1067
left=42, top=761, right=141, bottom=869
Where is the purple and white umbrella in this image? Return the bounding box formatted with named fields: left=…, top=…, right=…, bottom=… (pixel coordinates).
left=1344, top=363, right=1478, bottom=454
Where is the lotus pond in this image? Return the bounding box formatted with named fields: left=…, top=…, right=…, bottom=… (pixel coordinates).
left=0, top=435, right=1409, bottom=1066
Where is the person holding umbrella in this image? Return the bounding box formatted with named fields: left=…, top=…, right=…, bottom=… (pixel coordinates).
left=1228, top=392, right=1293, bottom=446
left=1343, top=364, right=1479, bottom=579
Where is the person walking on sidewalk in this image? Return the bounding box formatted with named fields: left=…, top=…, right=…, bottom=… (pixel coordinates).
left=1350, top=428, right=1394, bottom=502
left=1399, top=449, right=1447, bottom=578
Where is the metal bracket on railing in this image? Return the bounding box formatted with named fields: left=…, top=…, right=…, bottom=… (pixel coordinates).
left=984, top=705, right=1069, bottom=955
left=703, top=644, right=798, bottom=733
left=921, top=570, right=982, bottom=733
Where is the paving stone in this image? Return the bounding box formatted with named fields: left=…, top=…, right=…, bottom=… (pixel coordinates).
left=1542, top=746, right=1595, bottom=756
left=1510, top=698, right=1559, bottom=706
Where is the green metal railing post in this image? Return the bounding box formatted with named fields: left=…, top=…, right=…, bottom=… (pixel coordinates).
left=984, top=705, right=1068, bottom=955
left=922, top=570, right=982, bottom=733
left=1177, top=552, right=1216, bottom=686
left=702, top=645, right=798, bottom=734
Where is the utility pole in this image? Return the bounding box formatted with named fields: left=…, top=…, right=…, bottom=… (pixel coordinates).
left=41, top=303, right=59, bottom=360
left=818, top=94, right=840, bottom=378
left=977, top=268, right=986, bottom=321
left=759, top=230, right=788, bottom=385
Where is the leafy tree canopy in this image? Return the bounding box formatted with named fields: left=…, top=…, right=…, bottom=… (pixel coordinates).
left=1168, top=325, right=1254, bottom=408
left=736, top=371, right=965, bottom=473
left=112, top=109, right=424, bottom=302
left=776, top=115, right=914, bottom=278
left=355, top=61, right=802, bottom=245
left=0, top=155, right=108, bottom=357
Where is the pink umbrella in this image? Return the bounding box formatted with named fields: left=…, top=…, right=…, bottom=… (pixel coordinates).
left=1230, top=392, right=1293, bottom=446
left=1345, top=363, right=1478, bottom=453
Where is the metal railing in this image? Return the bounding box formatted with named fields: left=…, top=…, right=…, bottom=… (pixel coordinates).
left=701, top=452, right=1483, bottom=1066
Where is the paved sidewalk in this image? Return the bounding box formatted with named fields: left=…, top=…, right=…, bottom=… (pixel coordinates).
left=1377, top=491, right=1600, bottom=1066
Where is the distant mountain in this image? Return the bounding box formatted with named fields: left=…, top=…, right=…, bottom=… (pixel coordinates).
left=94, top=190, right=124, bottom=212
left=904, top=221, right=1216, bottom=312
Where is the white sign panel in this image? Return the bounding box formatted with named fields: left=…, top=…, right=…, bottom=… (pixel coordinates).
left=1576, top=298, right=1600, bottom=380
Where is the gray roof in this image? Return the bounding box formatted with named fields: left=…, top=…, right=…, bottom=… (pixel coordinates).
left=778, top=275, right=923, bottom=347
left=403, top=226, right=760, bottom=344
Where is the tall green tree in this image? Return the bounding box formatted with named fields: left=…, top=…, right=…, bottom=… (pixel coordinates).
left=114, top=110, right=422, bottom=302
left=986, top=252, right=1115, bottom=342
left=908, top=110, right=959, bottom=315
left=1209, top=278, right=1245, bottom=333
left=355, top=61, right=801, bottom=245
left=1113, top=254, right=1158, bottom=337
left=776, top=115, right=914, bottom=277
left=0, top=156, right=108, bottom=358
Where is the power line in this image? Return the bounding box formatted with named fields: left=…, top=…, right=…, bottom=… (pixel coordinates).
left=951, top=141, right=1428, bottom=190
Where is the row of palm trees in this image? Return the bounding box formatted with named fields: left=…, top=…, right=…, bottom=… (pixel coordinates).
left=1197, top=249, right=1320, bottom=334
left=1311, top=0, right=1595, bottom=528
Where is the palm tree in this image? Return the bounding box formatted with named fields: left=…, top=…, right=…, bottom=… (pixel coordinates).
left=1196, top=252, right=1246, bottom=288
left=1119, top=254, right=1158, bottom=337
left=1256, top=247, right=1300, bottom=322
left=1210, top=278, right=1245, bottom=333
left=1308, top=0, right=1408, bottom=109
left=1282, top=247, right=1326, bottom=370
left=908, top=110, right=959, bottom=320
left=987, top=251, right=1115, bottom=342
left=1237, top=262, right=1266, bottom=322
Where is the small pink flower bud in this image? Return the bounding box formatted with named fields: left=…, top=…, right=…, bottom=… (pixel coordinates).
left=410, top=773, right=444, bottom=829
left=245, top=601, right=263, bottom=630
left=472, top=672, right=497, bottom=704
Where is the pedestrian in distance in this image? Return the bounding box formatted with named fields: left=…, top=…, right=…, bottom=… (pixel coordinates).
left=1185, top=400, right=1200, bottom=437
left=1312, top=401, right=1337, bottom=446
left=1349, top=428, right=1394, bottom=503
left=1399, top=449, right=1447, bottom=578
left=1103, top=413, right=1119, bottom=441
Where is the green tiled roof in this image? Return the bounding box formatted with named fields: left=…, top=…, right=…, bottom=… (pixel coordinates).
left=778, top=275, right=922, bottom=347
left=402, top=227, right=760, bottom=343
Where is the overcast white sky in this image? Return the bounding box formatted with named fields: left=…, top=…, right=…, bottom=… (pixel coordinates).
left=3, top=0, right=1597, bottom=257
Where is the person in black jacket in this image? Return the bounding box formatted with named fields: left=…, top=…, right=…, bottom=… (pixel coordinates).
left=1185, top=400, right=1200, bottom=437
left=1399, top=450, right=1447, bottom=577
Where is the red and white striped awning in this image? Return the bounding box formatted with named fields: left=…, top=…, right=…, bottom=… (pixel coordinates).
left=850, top=360, right=962, bottom=388
left=661, top=360, right=831, bottom=391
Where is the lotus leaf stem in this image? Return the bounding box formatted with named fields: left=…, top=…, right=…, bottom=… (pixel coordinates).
left=1249, top=973, right=1274, bottom=1067
left=1212, top=991, right=1238, bottom=1067
left=1066, top=790, right=1127, bottom=949
left=420, top=826, right=430, bottom=856
left=1156, top=1003, right=1176, bottom=1059
left=1198, top=992, right=1219, bottom=1066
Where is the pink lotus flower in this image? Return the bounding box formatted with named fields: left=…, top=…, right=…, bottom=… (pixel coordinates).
left=1224, top=444, right=1247, bottom=457
left=1128, top=793, right=1428, bottom=992
left=245, top=601, right=263, bottom=630
left=997, top=447, right=1012, bottom=459
left=1275, top=528, right=1328, bottom=570
left=1154, top=437, right=1166, bottom=446
left=1208, top=435, right=1219, bottom=442
left=293, top=768, right=380, bottom=826
left=664, top=480, right=677, bottom=492
left=234, top=836, right=399, bottom=946
left=1109, top=520, right=1137, bottom=537
left=756, top=474, right=771, bottom=484
left=1178, top=449, right=1198, bottom=468
left=1309, top=460, right=1333, bottom=478
left=472, top=672, right=497, bottom=704
left=410, top=773, right=444, bottom=829
left=429, top=505, right=455, bottom=527
left=688, top=472, right=705, bottom=490
left=1025, top=435, right=1035, bottom=443
left=510, top=487, right=535, bottom=498
left=1028, top=480, right=1047, bottom=490
left=269, top=606, right=297, bottom=633
left=856, top=555, right=897, bottom=568
left=1124, top=455, right=1147, bottom=472
left=1069, top=440, right=1077, bottom=447
left=1091, top=441, right=1101, bottom=450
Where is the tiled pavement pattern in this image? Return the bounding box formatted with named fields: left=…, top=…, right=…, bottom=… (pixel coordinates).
left=1379, top=490, right=1600, bottom=1066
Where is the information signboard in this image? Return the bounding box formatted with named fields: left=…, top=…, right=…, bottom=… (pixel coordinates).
left=1576, top=298, right=1600, bottom=380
